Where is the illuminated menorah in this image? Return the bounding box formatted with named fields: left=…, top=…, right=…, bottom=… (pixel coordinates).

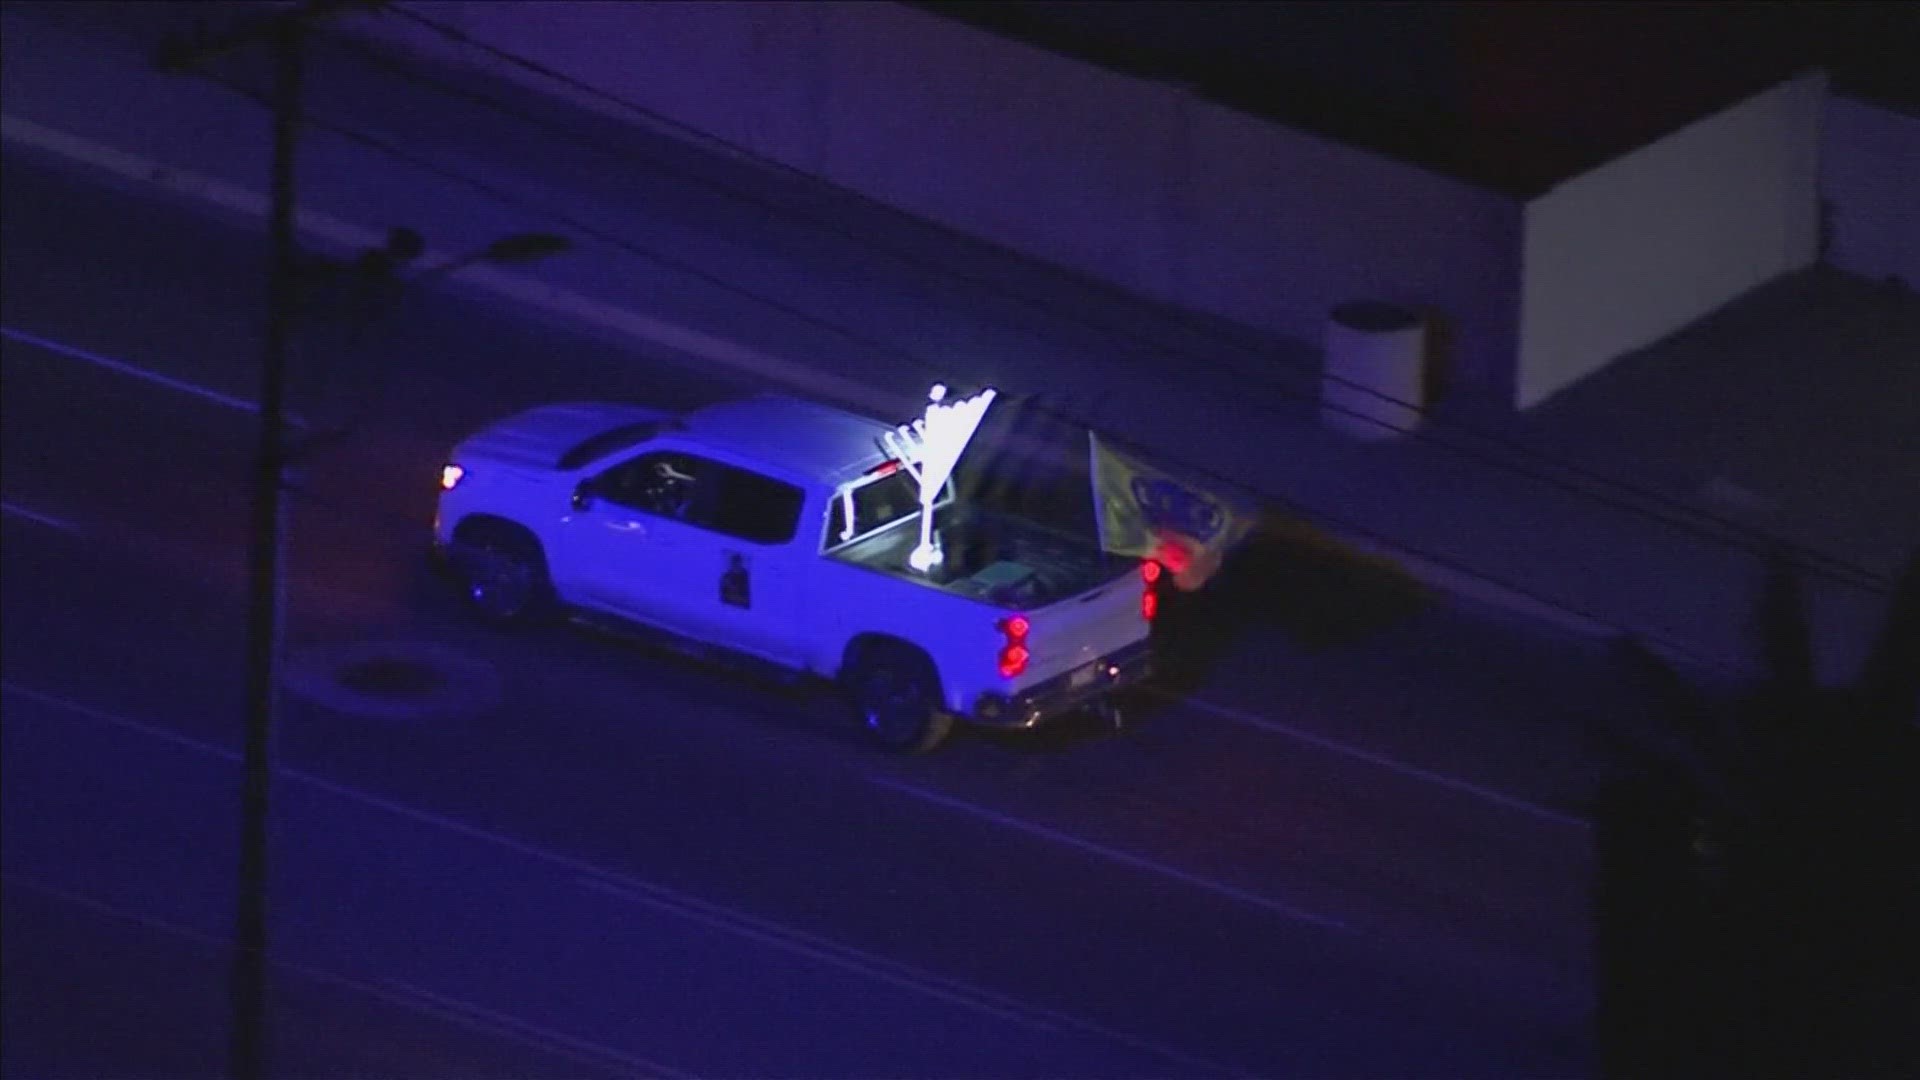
left=880, top=383, right=997, bottom=573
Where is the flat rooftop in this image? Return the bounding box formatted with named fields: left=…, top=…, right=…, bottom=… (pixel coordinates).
left=1514, top=266, right=1920, bottom=583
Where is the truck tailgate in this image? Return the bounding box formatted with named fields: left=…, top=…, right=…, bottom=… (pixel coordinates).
left=1023, top=571, right=1148, bottom=682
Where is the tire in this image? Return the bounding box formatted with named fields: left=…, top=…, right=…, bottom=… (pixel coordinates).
left=451, top=525, right=553, bottom=626
left=843, top=639, right=953, bottom=753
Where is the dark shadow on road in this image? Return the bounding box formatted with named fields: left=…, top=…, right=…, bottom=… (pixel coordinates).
left=1150, top=510, right=1433, bottom=695
left=968, top=707, right=1130, bottom=754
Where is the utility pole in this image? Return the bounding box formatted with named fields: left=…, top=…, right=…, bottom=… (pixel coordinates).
left=229, top=11, right=301, bottom=1079
left=156, top=7, right=333, bottom=1078
left=154, top=8, right=567, bottom=1074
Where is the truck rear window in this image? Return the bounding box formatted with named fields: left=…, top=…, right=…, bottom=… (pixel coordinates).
left=826, top=470, right=949, bottom=549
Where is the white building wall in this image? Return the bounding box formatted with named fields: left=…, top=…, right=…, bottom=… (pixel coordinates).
left=1516, top=71, right=1826, bottom=409
left=1820, top=93, right=1920, bottom=290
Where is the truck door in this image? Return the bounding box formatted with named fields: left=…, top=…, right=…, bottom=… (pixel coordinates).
left=551, top=449, right=714, bottom=636
left=683, top=463, right=808, bottom=666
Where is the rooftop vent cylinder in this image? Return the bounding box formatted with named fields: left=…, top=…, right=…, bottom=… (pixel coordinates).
left=1321, top=301, right=1426, bottom=440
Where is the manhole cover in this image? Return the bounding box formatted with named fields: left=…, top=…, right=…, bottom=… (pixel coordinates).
left=336, top=657, right=445, bottom=695
left=283, top=639, right=503, bottom=722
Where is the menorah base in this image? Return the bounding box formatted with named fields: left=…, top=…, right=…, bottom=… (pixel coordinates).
left=907, top=540, right=944, bottom=573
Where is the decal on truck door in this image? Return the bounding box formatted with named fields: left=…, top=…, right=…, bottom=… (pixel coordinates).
left=720, top=552, right=751, bottom=609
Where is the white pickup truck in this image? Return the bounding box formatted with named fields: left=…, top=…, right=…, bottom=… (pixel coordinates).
left=432, top=393, right=1155, bottom=750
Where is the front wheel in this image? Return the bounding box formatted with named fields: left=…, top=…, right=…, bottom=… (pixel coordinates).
left=844, top=641, right=953, bottom=753
left=453, top=531, right=552, bottom=626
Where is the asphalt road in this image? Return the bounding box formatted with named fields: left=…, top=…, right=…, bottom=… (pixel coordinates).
left=4, top=152, right=1606, bottom=1076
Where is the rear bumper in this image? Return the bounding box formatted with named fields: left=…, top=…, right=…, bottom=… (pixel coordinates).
left=968, top=638, right=1153, bottom=729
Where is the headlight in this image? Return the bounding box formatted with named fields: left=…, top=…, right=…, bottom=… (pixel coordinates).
left=440, top=463, right=466, bottom=491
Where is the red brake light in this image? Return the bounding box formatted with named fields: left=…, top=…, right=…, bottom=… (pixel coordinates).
left=997, top=645, right=1030, bottom=679
left=1141, top=590, right=1158, bottom=621
left=996, top=615, right=1030, bottom=678
left=1141, top=560, right=1162, bottom=584
left=867, top=459, right=902, bottom=477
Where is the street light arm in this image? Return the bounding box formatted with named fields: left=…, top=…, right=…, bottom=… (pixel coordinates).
left=413, top=232, right=571, bottom=280
left=483, top=232, right=571, bottom=265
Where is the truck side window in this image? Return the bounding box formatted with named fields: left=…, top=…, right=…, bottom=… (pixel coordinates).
left=698, top=465, right=805, bottom=544
left=594, top=451, right=706, bottom=520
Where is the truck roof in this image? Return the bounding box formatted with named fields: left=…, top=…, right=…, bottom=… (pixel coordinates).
left=676, top=393, right=891, bottom=488
left=457, top=401, right=673, bottom=472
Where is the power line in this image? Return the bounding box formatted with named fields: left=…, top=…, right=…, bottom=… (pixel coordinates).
left=349, top=5, right=1899, bottom=596
left=172, top=29, right=1895, bottom=615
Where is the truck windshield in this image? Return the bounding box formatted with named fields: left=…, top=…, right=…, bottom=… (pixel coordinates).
left=826, top=469, right=950, bottom=550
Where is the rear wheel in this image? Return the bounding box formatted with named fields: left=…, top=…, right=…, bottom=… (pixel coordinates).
left=452, top=526, right=552, bottom=626
left=844, top=640, right=953, bottom=753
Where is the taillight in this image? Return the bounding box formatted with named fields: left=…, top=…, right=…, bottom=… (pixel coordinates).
left=440, top=463, right=466, bottom=491
left=998, top=645, right=1030, bottom=678
left=996, top=615, right=1030, bottom=678
left=1141, top=560, right=1161, bottom=621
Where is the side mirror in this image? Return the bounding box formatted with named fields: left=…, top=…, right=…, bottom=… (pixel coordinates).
left=571, top=478, right=597, bottom=511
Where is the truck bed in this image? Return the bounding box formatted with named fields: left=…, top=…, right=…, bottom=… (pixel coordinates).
left=827, top=506, right=1135, bottom=610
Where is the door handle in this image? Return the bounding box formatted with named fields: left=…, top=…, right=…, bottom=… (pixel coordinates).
left=604, top=518, right=646, bottom=535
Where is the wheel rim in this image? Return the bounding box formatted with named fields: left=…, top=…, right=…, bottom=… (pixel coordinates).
left=467, top=547, right=533, bottom=619
left=860, top=666, right=930, bottom=743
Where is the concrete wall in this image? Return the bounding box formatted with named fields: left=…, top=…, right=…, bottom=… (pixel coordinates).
left=367, top=1, right=1521, bottom=407
left=394, top=1, right=836, bottom=170
left=813, top=4, right=1188, bottom=302
left=1820, top=93, right=1920, bottom=290
left=1516, top=71, right=1825, bottom=409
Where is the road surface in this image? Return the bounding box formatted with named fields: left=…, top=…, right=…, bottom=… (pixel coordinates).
left=4, top=151, right=1606, bottom=1076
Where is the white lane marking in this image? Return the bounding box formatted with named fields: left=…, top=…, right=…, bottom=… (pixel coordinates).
left=573, top=874, right=1038, bottom=1022
left=3, top=872, right=677, bottom=1080
left=870, top=776, right=1350, bottom=933
left=0, top=500, right=78, bottom=532
left=1168, top=692, right=1591, bottom=831
left=370, top=979, right=693, bottom=1080
left=0, top=324, right=308, bottom=426
left=3, top=683, right=243, bottom=763
left=1, top=681, right=1232, bottom=1079
left=573, top=875, right=1230, bottom=1076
